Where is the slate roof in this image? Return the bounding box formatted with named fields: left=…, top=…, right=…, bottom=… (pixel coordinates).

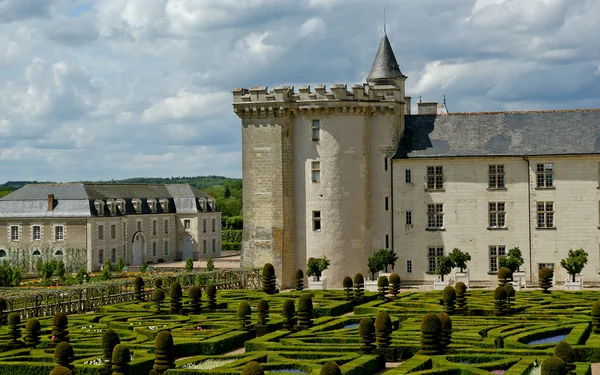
left=366, top=33, right=405, bottom=84
left=393, top=109, right=600, bottom=159
left=0, top=183, right=216, bottom=218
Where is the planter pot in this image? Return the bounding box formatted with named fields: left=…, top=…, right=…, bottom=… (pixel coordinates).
left=513, top=271, right=526, bottom=288
left=364, top=279, right=378, bottom=292
left=308, top=277, right=327, bottom=290
left=564, top=277, right=582, bottom=291
left=510, top=280, right=521, bottom=291
left=378, top=271, right=394, bottom=278
left=454, top=271, right=470, bottom=287
left=434, top=280, right=449, bottom=291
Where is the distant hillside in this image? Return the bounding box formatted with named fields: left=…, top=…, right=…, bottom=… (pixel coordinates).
left=0, top=176, right=242, bottom=217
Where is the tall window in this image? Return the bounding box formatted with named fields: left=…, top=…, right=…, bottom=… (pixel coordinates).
left=212, top=239, right=216, bottom=253
left=123, top=244, right=127, bottom=260
left=311, top=161, right=321, bottom=182
left=184, top=220, right=191, bottom=230
left=489, top=245, right=506, bottom=272
left=312, top=119, right=320, bottom=141
left=33, top=226, right=41, bottom=240
left=164, top=219, right=169, bottom=234
left=111, top=224, right=117, bottom=239
left=203, top=219, right=207, bottom=233
left=136, top=221, right=141, bottom=231
left=152, top=220, right=157, bottom=235
left=406, top=211, right=412, bottom=225
left=10, top=226, right=19, bottom=241
left=164, top=241, right=169, bottom=256
left=405, top=169, right=412, bottom=183
left=55, top=226, right=64, bottom=241
left=536, top=163, right=553, bottom=188
left=488, top=165, right=505, bottom=189
left=98, top=225, right=104, bottom=240
left=488, top=202, right=506, bottom=228
left=98, top=249, right=104, bottom=264
left=537, top=202, right=554, bottom=228
left=406, top=260, right=413, bottom=274
left=203, top=240, right=207, bottom=254
left=111, top=248, right=116, bottom=263
left=212, top=218, right=216, bottom=232
left=384, top=197, right=389, bottom=211
left=152, top=242, right=157, bottom=257
left=385, top=235, right=389, bottom=249
left=426, top=166, right=444, bottom=190
left=427, top=247, right=444, bottom=273
left=123, top=222, right=127, bottom=237
left=384, top=157, right=388, bottom=171
left=312, top=211, right=321, bottom=231
left=427, top=204, right=444, bottom=229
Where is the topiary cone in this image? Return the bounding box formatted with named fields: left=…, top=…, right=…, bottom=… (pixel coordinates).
left=282, top=299, right=296, bottom=331
left=359, top=318, right=375, bottom=353
left=169, top=281, right=183, bottom=314
left=389, top=273, right=401, bottom=299
left=420, top=313, right=442, bottom=355
left=343, top=276, right=353, bottom=301
left=377, top=276, right=389, bottom=300
left=102, top=329, right=120, bottom=369
left=150, top=330, right=175, bottom=375
left=7, top=312, right=22, bottom=347
left=437, top=312, right=452, bottom=351
left=374, top=311, right=392, bottom=348
left=295, top=269, right=304, bottom=291
left=188, top=286, right=202, bottom=314
left=297, top=294, right=313, bottom=329
left=497, top=267, right=513, bottom=287
left=554, top=341, right=576, bottom=373
left=354, top=273, right=364, bottom=303
left=455, top=282, right=468, bottom=311
left=25, top=318, right=41, bottom=348
left=541, top=356, right=566, bottom=375
left=262, top=263, right=276, bottom=294
left=134, top=276, right=144, bottom=301
left=51, top=312, right=69, bottom=347
left=237, top=301, right=252, bottom=331
left=206, top=284, right=217, bottom=310
left=112, top=343, right=131, bottom=375
left=494, top=286, right=507, bottom=316
left=257, top=299, right=269, bottom=325
left=443, top=286, right=456, bottom=314
left=504, top=284, right=515, bottom=313
left=54, top=342, right=75, bottom=370
left=539, top=267, right=554, bottom=294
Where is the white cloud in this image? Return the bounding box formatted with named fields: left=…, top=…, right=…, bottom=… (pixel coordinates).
left=300, top=17, right=325, bottom=37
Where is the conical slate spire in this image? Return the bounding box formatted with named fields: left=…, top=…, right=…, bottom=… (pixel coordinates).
left=366, top=33, right=405, bottom=84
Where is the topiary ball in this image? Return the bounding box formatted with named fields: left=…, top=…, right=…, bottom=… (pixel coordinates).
left=49, top=366, right=72, bottom=375
left=241, top=360, right=264, bottom=375
left=295, top=269, right=304, bottom=280
left=421, top=313, right=442, bottom=334
left=134, top=276, right=144, bottom=288
left=375, top=311, right=392, bottom=333
left=554, top=340, right=575, bottom=365
left=455, top=282, right=467, bottom=294
left=504, top=284, right=515, bottom=298
left=54, top=342, right=74, bottom=363
left=354, top=273, right=364, bottom=285
left=320, top=361, right=342, bottom=375
left=206, top=284, right=217, bottom=296
left=154, top=278, right=163, bottom=288
left=494, top=286, right=507, bottom=300
left=377, top=276, right=389, bottom=287
left=189, top=286, right=202, bottom=299
left=26, top=318, right=40, bottom=332
left=152, top=289, right=165, bottom=301
left=298, top=294, right=313, bottom=312
left=8, top=312, right=20, bottom=326
left=389, top=273, right=400, bottom=286
left=53, top=312, right=68, bottom=328
left=541, top=356, right=565, bottom=375
left=359, top=318, right=375, bottom=336
left=539, top=267, right=554, bottom=280
left=443, top=286, right=456, bottom=302
left=282, top=299, right=295, bottom=317
left=343, top=276, right=353, bottom=289
left=593, top=299, right=600, bottom=316
left=238, top=301, right=251, bottom=317
left=257, top=299, right=269, bottom=311
left=498, top=267, right=512, bottom=281
left=112, top=343, right=130, bottom=365
left=169, top=282, right=182, bottom=298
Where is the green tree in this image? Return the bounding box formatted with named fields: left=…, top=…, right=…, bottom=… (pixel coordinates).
left=499, top=247, right=524, bottom=273
left=379, top=249, right=398, bottom=273
left=115, top=257, right=125, bottom=273
left=55, top=260, right=66, bottom=281
left=560, top=248, right=588, bottom=282
left=367, top=255, right=385, bottom=280
left=436, top=256, right=454, bottom=282
left=35, top=257, right=44, bottom=277
left=185, top=258, right=193, bottom=272
left=75, top=268, right=88, bottom=284
left=206, top=257, right=215, bottom=272
left=307, top=256, right=330, bottom=281
left=449, top=248, right=471, bottom=272
left=101, top=259, right=112, bottom=281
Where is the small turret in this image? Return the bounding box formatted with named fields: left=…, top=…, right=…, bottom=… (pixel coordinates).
left=366, top=32, right=406, bottom=88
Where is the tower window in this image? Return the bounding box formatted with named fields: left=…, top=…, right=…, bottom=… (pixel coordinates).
left=311, top=161, right=321, bottom=182
left=312, top=211, right=321, bottom=231
left=384, top=157, right=388, bottom=171
left=384, top=196, right=389, bottom=211
left=385, top=235, right=390, bottom=249
left=312, top=119, right=320, bottom=141
left=406, top=211, right=412, bottom=225
left=405, top=169, right=412, bottom=183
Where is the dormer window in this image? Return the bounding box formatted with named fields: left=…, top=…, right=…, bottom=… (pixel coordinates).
left=159, top=198, right=169, bottom=212
left=148, top=198, right=157, bottom=213
left=132, top=198, right=142, bottom=213
left=116, top=198, right=126, bottom=213
left=94, top=200, right=105, bottom=216
left=198, top=198, right=206, bottom=211
left=106, top=199, right=116, bottom=215
left=207, top=199, right=215, bottom=211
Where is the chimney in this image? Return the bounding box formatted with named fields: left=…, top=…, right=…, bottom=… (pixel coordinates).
left=418, top=102, right=438, bottom=115
left=48, top=194, right=54, bottom=211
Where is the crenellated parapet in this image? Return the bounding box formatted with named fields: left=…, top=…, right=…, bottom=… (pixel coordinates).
left=232, top=83, right=404, bottom=119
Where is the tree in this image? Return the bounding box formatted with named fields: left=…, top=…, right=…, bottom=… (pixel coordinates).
left=499, top=247, right=524, bottom=273
left=367, top=254, right=385, bottom=280
left=449, top=248, right=471, bottom=272
left=436, top=256, right=454, bottom=282
left=185, top=258, right=193, bottom=272
left=560, top=248, right=588, bottom=282
left=307, top=256, right=330, bottom=281
left=35, top=257, right=44, bottom=277
left=379, top=249, right=398, bottom=273
left=55, top=260, right=66, bottom=281
left=206, top=257, right=215, bottom=272
left=101, top=259, right=112, bottom=281
left=115, top=257, right=125, bottom=273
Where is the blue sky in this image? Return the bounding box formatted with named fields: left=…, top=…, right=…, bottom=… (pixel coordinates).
left=0, top=0, right=599, bottom=182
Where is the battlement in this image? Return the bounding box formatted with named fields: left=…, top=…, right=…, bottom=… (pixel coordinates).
left=232, top=83, right=404, bottom=104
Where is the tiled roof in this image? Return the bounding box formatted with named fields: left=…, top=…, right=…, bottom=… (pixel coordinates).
left=366, top=33, right=405, bottom=84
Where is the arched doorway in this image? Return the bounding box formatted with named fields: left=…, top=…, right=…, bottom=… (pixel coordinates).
left=182, top=235, right=193, bottom=260
left=133, top=233, right=145, bottom=266
left=0, top=249, right=6, bottom=258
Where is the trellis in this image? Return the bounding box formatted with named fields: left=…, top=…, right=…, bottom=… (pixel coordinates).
left=0, top=268, right=261, bottom=320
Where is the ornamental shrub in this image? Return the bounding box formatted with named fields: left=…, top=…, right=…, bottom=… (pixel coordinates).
left=154, top=278, right=163, bottom=289
left=297, top=294, right=313, bottom=329
left=497, top=267, right=513, bottom=287
left=206, top=257, right=215, bottom=271
left=375, top=311, right=392, bottom=348
left=295, top=269, right=304, bottom=291
left=206, top=284, right=217, bottom=310
left=504, top=284, right=515, bottom=313
left=282, top=299, right=296, bottom=331
left=443, top=286, right=456, bottom=314
left=188, top=286, right=202, bottom=314
left=54, top=342, right=75, bottom=370
left=307, top=256, right=330, bottom=281
left=541, top=356, right=566, bottom=375
left=257, top=299, right=269, bottom=325
left=112, top=344, right=131, bottom=375
left=25, top=318, right=41, bottom=348
left=134, top=276, right=144, bottom=301
left=185, top=258, right=194, bottom=272
left=169, top=281, right=183, bottom=314
left=7, top=312, right=22, bottom=347
left=52, top=312, right=69, bottom=346
left=377, top=275, right=389, bottom=300
left=354, top=273, right=364, bottom=303
left=494, top=286, right=507, bottom=316
left=438, top=312, right=452, bottom=351
left=554, top=341, right=575, bottom=372
left=455, top=282, right=467, bottom=311
left=592, top=299, right=600, bottom=333
left=262, top=263, right=276, bottom=294
left=343, top=276, right=353, bottom=300
left=389, top=273, right=400, bottom=299
left=102, top=329, right=121, bottom=368
left=420, top=313, right=442, bottom=355
left=320, top=362, right=342, bottom=375
left=241, top=361, right=264, bottom=375
left=238, top=301, right=252, bottom=331
left=539, top=267, right=554, bottom=294
left=359, top=317, right=375, bottom=353
left=151, top=330, right=175, bottom=375
left=152, top=289, right=166, bottom=313
left=50, top=367, right=72, bottom=375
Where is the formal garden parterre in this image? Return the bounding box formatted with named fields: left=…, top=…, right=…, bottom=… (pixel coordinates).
left=0, top=265, right=599, bottom=374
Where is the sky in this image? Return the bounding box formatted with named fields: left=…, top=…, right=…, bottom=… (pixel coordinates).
left=0, top=0, right=599, bottom=183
